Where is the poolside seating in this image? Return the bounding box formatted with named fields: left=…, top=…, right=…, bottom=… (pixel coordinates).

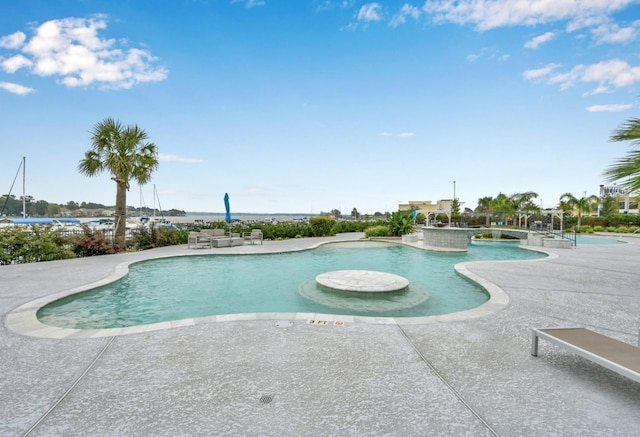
left=200, top=228, right=226, bottom=238
left=531, top=327, right=640, bottom=383
left=211, top=236, right=244, bottom=247
left=243, top=229, right=263, bottom=245
left=188, top=232, right=213, bottom=249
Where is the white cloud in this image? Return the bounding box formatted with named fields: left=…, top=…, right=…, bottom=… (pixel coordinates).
left=231, top=0, right=265, bottom=7
left=378, top=132, right=415, bottom=137
left=0, top=16, right=168, bottom=90
left=466, top=47, right=509, bottom=63
left=357, top=3, right=383, bottom=22
left=0, top=81, right=34, bottom=95
left=390, top=4, right=421, bottom=28
left=586, top=103, right=633, bottom=112
left=522, top=63, right=560, bottom=80
left=0, top=54, right=33, bottom=73
left=525, top=59, right=640, bottom=93
left=524, top=31, right=556, bottom=49
left=422, top=0, right=634, bottom=34
left=245, top=0, right=266, bottom=7
left=158, top=153, right=203, bottom=163
left=0, top=31, right=26, bottom=49
left=591, top=20, right=640, bottom=43
left=466, top=53, right=481, bottom=62
left=316, top=1, right=356, bottom=12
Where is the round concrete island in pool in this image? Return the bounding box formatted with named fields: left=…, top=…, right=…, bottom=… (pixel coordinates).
left=315, top=270, right=410, bottom=293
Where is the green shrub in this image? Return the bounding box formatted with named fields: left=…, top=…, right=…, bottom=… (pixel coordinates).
left=365, top=225, right=391, bottom=237
left=129, top=225, right=156, bottom=251
left=156, top=227, right=187, bottom=247
left=593, top=226, right=605, bottom=232
left=309, top=217, right=336, bottom=237
left=332, top=220, right=378, bottom=233
left=73, top=228, right=119, bottom=257
left=604, top=213, right=640, bottom=227
left=0, top=226, right=75, bottom=264
left=606, top=226, right=617, bottom=233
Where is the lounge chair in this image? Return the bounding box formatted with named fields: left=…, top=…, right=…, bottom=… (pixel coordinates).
left=531, top=327, right=640, bottom=383
left=243, top=229, right=263, bottom=245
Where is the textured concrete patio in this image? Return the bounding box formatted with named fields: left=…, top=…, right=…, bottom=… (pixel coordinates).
left=1, top=233, right=639, bottom=436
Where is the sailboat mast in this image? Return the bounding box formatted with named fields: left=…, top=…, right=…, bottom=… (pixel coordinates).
left=22, top=156, right=26, bottom=219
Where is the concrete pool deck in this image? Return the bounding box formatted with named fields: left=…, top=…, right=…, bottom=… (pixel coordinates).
left=1, top=232, right=639, bottom=436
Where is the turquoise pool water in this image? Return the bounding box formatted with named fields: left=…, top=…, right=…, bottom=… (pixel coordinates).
left=575, top=235, right=626, bottom=245
left=38, top=241, right=546, bottom=329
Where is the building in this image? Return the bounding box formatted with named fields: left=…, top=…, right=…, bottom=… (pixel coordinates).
left=599, top=185, right=639, bottom=215
left=398, top=200, right=463, bottom=216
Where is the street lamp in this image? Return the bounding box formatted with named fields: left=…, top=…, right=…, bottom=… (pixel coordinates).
left=453, top=180, right=456, bottom=200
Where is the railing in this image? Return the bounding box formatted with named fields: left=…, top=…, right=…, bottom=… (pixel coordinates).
left=58, top=228, right=135, bottom=241
left=528, top=222, right=577, bottom=245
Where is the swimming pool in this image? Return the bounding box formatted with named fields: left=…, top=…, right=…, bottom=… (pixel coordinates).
left=37, top=241, right=546, bottom=329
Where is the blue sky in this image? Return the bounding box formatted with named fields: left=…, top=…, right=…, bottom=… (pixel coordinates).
left=1, top=1, right=639, bottom=214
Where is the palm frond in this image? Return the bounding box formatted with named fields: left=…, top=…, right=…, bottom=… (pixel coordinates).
left=610, top=118, right=640, bottom=148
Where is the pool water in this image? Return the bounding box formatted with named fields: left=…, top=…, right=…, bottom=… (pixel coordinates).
left=575, top=235, right=626, bottom=245
left=38, top=241, right=546, bottom=329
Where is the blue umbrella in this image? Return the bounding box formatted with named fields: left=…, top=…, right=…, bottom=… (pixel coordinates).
left=224, top=193, right=231, bottom=224
left=412, top=206, right=417, bottom=222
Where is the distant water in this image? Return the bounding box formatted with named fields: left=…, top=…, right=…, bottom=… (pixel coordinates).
left=179, top=212, right=317, bottom=223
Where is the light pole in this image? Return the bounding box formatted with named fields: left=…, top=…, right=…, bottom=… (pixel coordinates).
left=453, top=180, right=456, bottom=200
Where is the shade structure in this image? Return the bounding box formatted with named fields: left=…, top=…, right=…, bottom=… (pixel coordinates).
left=224, top=193, right=231, bottom=224
left=412, top=206, right=417, bottom=221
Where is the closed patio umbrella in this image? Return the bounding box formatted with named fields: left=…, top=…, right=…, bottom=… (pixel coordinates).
left=224, top=193, right=231, bottom=240
left=224, top=193, right=231, bottom=224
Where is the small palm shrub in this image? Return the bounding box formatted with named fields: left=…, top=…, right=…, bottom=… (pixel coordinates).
left=389, top=211, right=414, bottom=236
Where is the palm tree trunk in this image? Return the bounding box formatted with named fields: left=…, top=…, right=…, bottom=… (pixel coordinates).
left=115, top=182, right=127, bottom=248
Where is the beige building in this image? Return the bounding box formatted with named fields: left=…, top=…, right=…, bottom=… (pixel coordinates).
left=398, top=200, right=461, bottom=215
left=599, top=185, right=639, bottom=215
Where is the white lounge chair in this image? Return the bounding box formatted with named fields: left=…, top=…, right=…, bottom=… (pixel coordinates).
left=531, top=327, right=640, bottom=383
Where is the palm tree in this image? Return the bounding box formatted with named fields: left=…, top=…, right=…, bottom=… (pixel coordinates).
left=559, top=193, right=599, bottom=228
left=78, top=118, right=158, bottom=248
left=509, top=191, right=539, bottom=228
left=492, top=193, right=512, bottom=226
left=600, top=194, right=620, bottom=216
left=476, top=196, right=493, bottom=227
left=604, top=117, right=640, bottom=194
